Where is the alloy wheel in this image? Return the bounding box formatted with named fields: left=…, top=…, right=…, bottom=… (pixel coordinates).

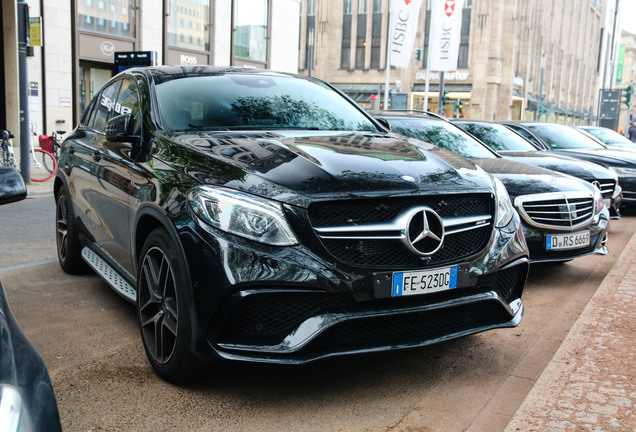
left=138, top=246, right=179, bottom=365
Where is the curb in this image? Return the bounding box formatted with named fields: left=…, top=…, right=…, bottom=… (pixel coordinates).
left=505, top=229, right=636, bottom=431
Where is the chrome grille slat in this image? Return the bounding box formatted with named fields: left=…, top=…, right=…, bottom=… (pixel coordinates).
left=514, top=192, right=595, bottom=231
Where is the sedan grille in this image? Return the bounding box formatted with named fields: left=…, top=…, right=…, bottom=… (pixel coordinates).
left=307, top=194, right=494, bottom=269
left=586, top=179, right=615, bottom=199
left=515, top=192, right=594, bottom=230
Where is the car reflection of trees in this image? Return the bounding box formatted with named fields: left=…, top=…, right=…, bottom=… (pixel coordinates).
left=230, top=95, right=375, bottom=132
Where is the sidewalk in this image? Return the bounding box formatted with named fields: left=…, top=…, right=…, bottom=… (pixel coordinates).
left=505, top=231, right=636, bottom=431
left=26, top=178, right=55, bottom=196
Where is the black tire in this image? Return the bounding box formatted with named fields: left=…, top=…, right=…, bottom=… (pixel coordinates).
left=56, top=188, right=89, bottom=274
left=30, top=149, right=57, bottom=182
left=137, top=228, right=202, bottom=383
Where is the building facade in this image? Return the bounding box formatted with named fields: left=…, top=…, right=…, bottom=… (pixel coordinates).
left=1, top=0, right=300, bottom=142
left=618, top=30, right=636, bottom=131
left=299, top=0, right=617, bottom=124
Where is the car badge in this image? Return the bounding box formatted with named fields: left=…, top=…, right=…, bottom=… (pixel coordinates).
left=591, top=180, right=602, bottom=191
left=401, top=175, right=416, bottom=183
left=404, top=208, right=445, bottom=256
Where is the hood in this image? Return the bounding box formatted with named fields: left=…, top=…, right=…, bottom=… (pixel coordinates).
left=555, top=148, right=636, bottom=168
left=471, top=158, right=595, bottom=200
left=162, top=130, right=494, bottom=207
left=499, top=152, right=616, bottom=181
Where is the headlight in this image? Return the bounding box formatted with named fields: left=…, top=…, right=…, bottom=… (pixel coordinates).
left=492, top=177, right=514, bottom=228
left=188, top=186, right=299, bottom=246
left=608, top=166, right=636, bottom=177
left=593, top=184, right=604, bottom=214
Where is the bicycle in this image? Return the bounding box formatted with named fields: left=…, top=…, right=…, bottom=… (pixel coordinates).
left=1, top=127, right=58, bottom=182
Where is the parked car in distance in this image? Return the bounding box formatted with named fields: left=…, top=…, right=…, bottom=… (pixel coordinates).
left=501, top=122, right=636, bottom=207
left=54, top=66, right=530, bottom=383
left=373, top=111, right=609, bottom=264
left=454, top=120, right=622, bottom=218
left=0, top=166, right=62, bottom=432
left=576, top=125, right=636, bottom=151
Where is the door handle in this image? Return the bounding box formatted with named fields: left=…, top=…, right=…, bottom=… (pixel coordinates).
left=92, top=151, right=101, bottom=162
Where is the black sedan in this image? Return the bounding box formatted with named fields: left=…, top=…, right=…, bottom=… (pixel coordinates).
left=0, top=167, right=62, bottom=431
left=576, top=126, right=636, bottom=152
left=501, top=122, right=636, bottom=206
left=53, top=66, right=529, bottom=383
left=373, top=111, right=609, bottom=264
left=454, top=120, right=623, bottom=218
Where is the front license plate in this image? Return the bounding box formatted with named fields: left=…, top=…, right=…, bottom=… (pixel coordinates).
left=603, top=198, right=611, bottom=209
left=392, top=266, right=458, bottom=297
left=546, top=231, right=590, bottom=251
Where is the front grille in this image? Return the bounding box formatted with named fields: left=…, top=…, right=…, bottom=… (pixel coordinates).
left=586, top=179, right=616, bottom=199
left=319, top=226, right=491, bottom=268
left=308, top=194, right=494, bottom=269
left=308, top=194, right=490, bottom=226
left=517, top=193, right=594, bottom=230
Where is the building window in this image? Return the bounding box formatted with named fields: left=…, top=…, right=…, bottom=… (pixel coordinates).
left=370, top=0, right=382, bottom=69
left=233, top=0, right=269, bottom=65
left=78, top=0, right=135, bottom=38
left=356, top=0, right=367, bottom=69
left=341, top=0, right=352, bottom=69
left=167, top=0, right=211, bottom=52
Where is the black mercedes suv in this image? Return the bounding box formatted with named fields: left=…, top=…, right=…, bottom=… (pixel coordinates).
left=54, top=66, right=529, bottom=383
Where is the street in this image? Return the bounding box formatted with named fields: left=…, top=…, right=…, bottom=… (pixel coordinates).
left=1, top=193, right=635, bottom=432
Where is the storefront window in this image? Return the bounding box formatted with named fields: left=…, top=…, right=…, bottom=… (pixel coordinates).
left=78, top=0, right=136, bottom=39
left=233, top=0, right=269, bottom=64
left=166, top=0, right=211, bottom=52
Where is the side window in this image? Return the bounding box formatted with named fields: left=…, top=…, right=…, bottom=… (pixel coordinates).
left=89, top=81, right=122, bottom=133
left=116, top=79, right=142, bottom=135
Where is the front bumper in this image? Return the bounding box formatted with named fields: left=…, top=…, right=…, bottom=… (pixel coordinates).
left=520, top=207, right=610, bottom=263
left=178, top=209, right=529, bottom=364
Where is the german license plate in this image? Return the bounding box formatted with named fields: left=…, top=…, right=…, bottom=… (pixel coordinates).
left=392, top=266, right=458, bottom=297
left=546, top=231, right=590, bottom=251
left=603, top=198, right=611, bottom=209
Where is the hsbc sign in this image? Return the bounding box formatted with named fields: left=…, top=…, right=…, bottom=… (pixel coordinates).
left=388, top=0, right=424, bottom=68
left=429, top=0, right=465, bottom=71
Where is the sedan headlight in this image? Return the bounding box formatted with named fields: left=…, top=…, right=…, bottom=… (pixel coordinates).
left=188, top=186, right=299, bottom=246
left=492, top=177, right=515, bottom=228
left=608, top=166, right=636, bottom=177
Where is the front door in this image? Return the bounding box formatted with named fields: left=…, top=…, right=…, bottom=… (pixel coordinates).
left=79, top=61, right=112, bottom=120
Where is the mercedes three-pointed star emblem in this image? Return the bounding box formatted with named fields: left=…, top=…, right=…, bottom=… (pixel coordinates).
left=403, top=208, right=445, bottom=256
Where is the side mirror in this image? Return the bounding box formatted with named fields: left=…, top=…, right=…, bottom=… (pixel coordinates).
left=0, top=167, right=27, bottom=205
left=375, top=117, right=391, bottom=131
left=105, top=114, right=140, bottom=145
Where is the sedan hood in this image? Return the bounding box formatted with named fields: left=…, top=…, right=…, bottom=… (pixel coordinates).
left=472, top=158, right=595, bottom=200
left=498, top=152, right=616, bottom=180
left=556, top=148, right=636, bottom=168
left=165, top=130, right=494, bottom=206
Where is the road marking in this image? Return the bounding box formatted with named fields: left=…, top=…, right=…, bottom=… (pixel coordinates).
left=0, top=259, right=58, bottom=273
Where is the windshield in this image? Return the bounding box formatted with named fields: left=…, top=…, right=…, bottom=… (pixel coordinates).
left=527, top=124, right=606, bottom=150
left=455, top=122, right=538, bottom=152
left=384, top=117, right=496, bottom=159
left=155, top=74, right=378, bottom=132
left=580, top=127, right=634, bottom=145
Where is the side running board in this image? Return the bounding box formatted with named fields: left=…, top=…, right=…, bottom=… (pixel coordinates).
left=81, top=247, right=137, bottom=303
